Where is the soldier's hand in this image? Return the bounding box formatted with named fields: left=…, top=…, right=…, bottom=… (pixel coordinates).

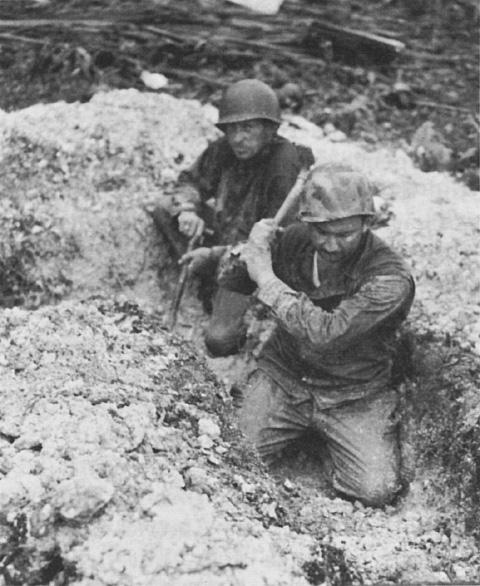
left=240, top=242, right=273, bottom=285
left=240, top=230, right=275, bottom=286
left=248, top=218, right=278, bottom=248
left=240, top=219, right=278, bottom=284
left=178, top=211, right=205, bottom=240
left=179, top=247, right=212, bottom=277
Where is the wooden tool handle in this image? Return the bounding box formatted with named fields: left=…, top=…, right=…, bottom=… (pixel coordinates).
left=273, top=165, right=312, bottom=226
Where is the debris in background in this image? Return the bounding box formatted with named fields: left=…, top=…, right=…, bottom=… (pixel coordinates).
left=410, top=120, right=452, bottom=172
left=0, top=0, right=477, bottom=192
left=277, top=82, right=304, bottom=113
left=140, top=71, right=169, bottom=90
left=227, top=0, right=285, bottom=15
left=384, top=81, right=416, bottom=110
left=303, top=20, right=405, bottom=66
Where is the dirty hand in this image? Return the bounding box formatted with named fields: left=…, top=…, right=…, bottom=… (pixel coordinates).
left=178, top=211, right=205, bottom=240
left=240, top=241, right=274, bottom=285
left=179, top=247, right=212, bottom=277
left=247, top=218, right=278, bottom=249
left=240, top=220, right=278, bottom=285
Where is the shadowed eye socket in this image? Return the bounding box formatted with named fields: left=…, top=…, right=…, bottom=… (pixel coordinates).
left=336, top=231, right=357, bottom=238
left=312, top=226, right=356, bottom=239
left=227, top=121, right=262, bottom=134
left=243, top=120, right=262, bottom=131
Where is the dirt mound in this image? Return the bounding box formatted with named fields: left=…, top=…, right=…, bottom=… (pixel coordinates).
left=0, top=90, right=219, bottom=308
left=0, top=300, right=314, bottom=586
left=0, top=89, right=479, bottom=585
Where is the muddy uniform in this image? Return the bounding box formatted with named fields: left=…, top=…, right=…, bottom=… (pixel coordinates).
left=170, top=135, right=314, bottom=355
left=238, top=223, right=415, bottom=506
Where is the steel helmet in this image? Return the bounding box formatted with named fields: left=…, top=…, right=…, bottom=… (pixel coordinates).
left=217, top=79, right=281, bottom=128
left=297, top=164, right=376, bottom=223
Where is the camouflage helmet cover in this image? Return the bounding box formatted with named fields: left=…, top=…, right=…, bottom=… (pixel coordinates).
left=297, top=164, right=376, bottom=223
left=217, top=79, right=281, bottom=128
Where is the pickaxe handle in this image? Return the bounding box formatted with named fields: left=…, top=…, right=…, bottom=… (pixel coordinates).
left=273, top=164, right=312, bottom=225
left=216, top=164, right=313, bottom=294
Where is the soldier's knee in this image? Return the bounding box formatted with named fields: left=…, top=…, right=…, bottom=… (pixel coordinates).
left=331, top=456, right=401, bottom=507
left=149, top=203, right=171, bottom=230
left=204, top=322, right=246, bottom=357
left=354, top=466, right=401, bottom=507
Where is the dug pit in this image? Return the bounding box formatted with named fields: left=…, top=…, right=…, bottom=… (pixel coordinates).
left=0, top=90, right=478, bottom=585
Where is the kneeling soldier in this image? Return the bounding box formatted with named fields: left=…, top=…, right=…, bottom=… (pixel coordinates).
left=150, top=79, right=313, bottom=356
left=231, top=163, right=415, bottom=507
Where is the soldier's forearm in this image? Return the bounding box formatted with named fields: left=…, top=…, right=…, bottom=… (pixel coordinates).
left=172, top=183, right=202, bottom=216
left=210, top=245, right=231, bottom=262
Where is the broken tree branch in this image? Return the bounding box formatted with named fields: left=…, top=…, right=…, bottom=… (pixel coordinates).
left=0, top=33, right=46, bottom=45
left=415, top=100, right=472, bottom=114
left=403, top=49, right=462, bottom=64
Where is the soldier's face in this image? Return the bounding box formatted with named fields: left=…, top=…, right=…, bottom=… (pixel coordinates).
left=224, top=119, right=275, bottom=160
left=309, top=216, right=366, bottom=264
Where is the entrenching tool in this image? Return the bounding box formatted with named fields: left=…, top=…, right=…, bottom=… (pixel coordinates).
left=168, top=234, right=200, bottom=330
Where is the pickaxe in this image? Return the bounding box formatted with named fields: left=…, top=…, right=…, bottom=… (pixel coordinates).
left=168, top=232, right=201, bottom=330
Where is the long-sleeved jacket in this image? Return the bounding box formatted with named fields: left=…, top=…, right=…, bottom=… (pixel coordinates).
left=254, top=224, right=415, bottom=408
left=178, top=135, right=314, bottom=246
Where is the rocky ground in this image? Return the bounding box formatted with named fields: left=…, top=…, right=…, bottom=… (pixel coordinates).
left=0, top=87, right=478, bottom=586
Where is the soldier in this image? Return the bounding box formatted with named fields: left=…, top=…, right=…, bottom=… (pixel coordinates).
left=151, top=79, right=314, bottom=356
left=228, top=163, right=415, bottom=507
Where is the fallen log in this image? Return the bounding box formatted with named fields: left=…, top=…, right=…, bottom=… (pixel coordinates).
left=303, top=20, right=405, bottom=66
left=143, top=25, right=195, bottom=44
left=0, top=19, right=114, bottom=28
left=403, top=49, right=463, bottom=64
left=144, top=63, right=229, bottom=88
left=0, top=32, right=46, bottom=45
left=207, top=34, right=321, bottom=66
